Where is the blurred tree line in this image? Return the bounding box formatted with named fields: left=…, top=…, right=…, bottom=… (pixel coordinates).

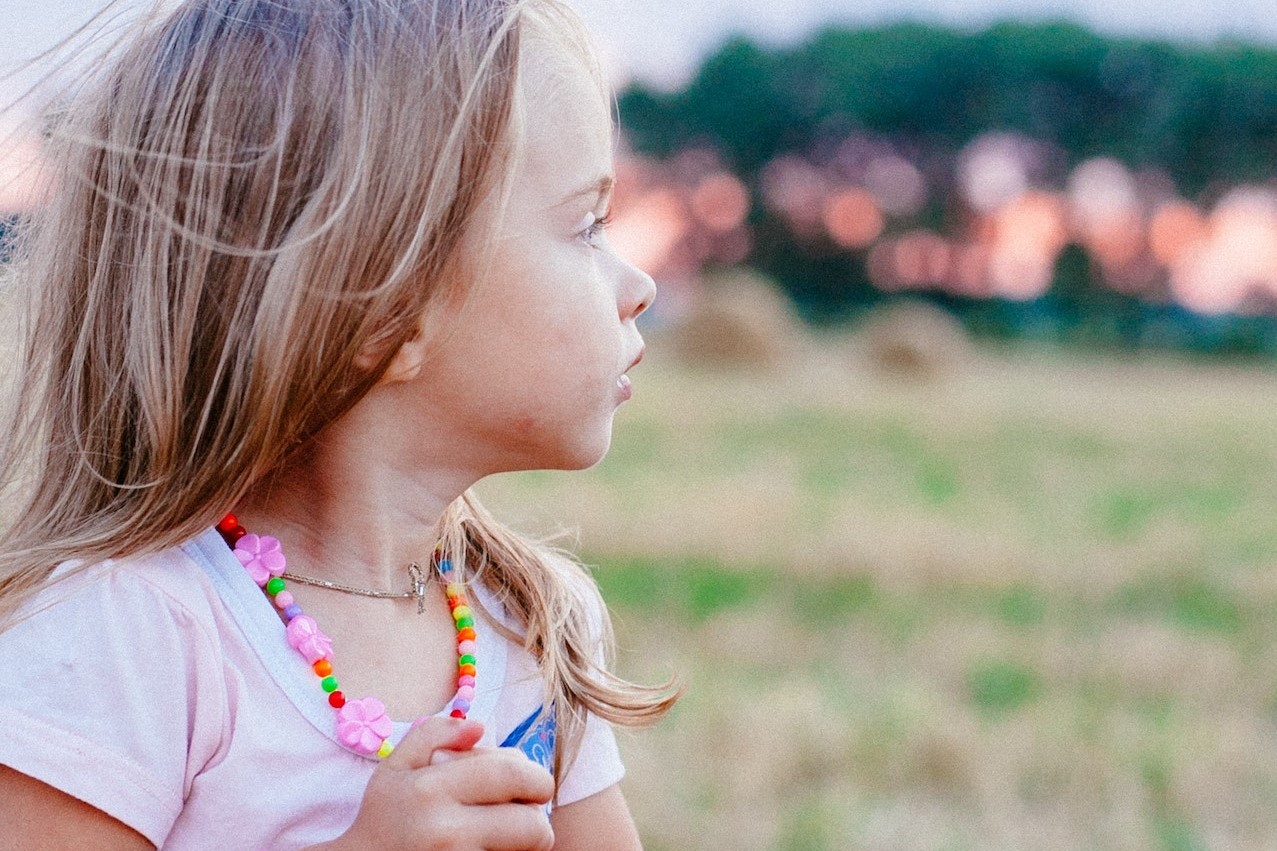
left=619, top=22, right=1277, bottom=354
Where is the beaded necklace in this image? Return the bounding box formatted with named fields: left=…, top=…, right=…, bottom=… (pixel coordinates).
left=215, top=513, right=478, bottom=759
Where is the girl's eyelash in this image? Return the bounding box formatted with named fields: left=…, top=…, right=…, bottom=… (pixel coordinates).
left=583, top=211, right=613, bottom=242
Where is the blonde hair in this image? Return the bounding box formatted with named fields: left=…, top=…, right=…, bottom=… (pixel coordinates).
left=0, top=0, right=676, bottom=787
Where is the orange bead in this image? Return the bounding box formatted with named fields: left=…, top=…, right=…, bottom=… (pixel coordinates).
left=457, top=627, right=476, bottom=642
left=458, top=663, right=476, bottom=677
left=313, top=659, right=333, bottom=677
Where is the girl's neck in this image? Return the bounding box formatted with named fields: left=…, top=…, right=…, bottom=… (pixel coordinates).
left=236, top=417, right=478, bottom=589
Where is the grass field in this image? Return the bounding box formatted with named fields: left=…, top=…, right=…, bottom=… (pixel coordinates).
left=477, top=333, right=1277, bottom=851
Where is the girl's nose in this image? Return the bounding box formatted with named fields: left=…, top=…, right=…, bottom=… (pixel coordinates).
left=621, top=260, right=657, bottom=321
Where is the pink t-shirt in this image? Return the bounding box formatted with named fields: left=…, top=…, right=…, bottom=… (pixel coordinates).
left=0, top=526, right=623, bottom=848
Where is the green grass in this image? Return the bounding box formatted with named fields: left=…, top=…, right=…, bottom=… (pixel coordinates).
left=478, top=341, right=1277, bottom=850
left=966, top=660, right=1042, bottom=716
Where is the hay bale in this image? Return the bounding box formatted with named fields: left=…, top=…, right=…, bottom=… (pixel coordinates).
left=669, top=269, right=802, bottom=369
left=857, top=300, right=971, bottom=378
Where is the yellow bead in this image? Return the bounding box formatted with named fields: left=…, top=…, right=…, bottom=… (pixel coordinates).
left=452, top=605, right=471, bottom=621
left=446, top=583, right=463, bottom=598
left=377, top=740, right=394, bottom=759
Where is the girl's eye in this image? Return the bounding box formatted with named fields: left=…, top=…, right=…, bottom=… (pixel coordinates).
left=581, top=211, right=613, bottom=245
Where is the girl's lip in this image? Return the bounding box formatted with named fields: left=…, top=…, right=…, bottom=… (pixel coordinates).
left=617, top=344, right=643, bottom=402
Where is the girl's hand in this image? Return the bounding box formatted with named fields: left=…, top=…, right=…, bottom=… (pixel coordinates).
left=318, top=717, right=555, bottom=851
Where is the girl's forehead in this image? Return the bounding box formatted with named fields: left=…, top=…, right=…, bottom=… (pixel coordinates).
left=514, top=48, right=613, bottom=195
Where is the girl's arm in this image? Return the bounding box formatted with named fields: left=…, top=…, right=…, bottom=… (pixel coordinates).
left=550, top=783, right=643, bottom=850
left=0, top=766, right=155, bottom=850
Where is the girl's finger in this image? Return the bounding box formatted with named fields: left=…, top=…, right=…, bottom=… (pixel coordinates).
left=386, top=716, right=485, bottom=770
left=429, top=744, right=492, bottom=765
left=432, top=749, right=555, bottom=806
left=468, top=802, right=556, bottom=851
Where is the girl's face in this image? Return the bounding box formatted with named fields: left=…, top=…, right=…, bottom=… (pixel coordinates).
left=404, top=40, right=655, bottom=475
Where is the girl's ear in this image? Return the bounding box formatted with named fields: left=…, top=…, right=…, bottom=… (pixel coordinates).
left=379, top=330, right=429, bottom=384
left=359, top=277, right=464, bottom=384
left=357, top=313, right=433, bottom=385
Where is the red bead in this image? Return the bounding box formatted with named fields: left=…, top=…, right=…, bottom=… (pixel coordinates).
left=215, top=518, right=482, bottom=736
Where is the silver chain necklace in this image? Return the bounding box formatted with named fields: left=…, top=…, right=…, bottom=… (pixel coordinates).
left=281, top=562, right=431, bottom=614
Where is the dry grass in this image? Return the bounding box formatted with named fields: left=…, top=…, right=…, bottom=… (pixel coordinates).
left=478, top=332, right=1277, bottom=850
left=665, top=269, right=804, bottom=370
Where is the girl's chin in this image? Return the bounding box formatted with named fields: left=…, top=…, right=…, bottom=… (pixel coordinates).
left=545, top=422, right=617, bottom=472
left=552, top=435, right=615, bottom=472
left=491, top=422, right=615, bottom=475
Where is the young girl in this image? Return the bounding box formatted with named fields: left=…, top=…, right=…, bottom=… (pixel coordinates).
left=0, top=0, right=676, bottom=847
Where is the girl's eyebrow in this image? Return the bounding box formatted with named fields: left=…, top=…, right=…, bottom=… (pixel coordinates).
left=557, top=175, right=614, bottom=207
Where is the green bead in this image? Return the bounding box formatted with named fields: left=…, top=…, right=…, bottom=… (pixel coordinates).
left=265, top=577, right=286, bottom=596
left=456, top=615, right=474, bottom=629
left=321, top=676, right=339, bottom=693
left=458, top=654, right=476, bottom=667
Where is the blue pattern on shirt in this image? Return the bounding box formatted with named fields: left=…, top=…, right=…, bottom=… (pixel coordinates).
left=500, top=705, right=556, bottom=776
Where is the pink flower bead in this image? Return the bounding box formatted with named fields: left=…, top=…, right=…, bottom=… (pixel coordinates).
left=456, top=685, right=475, bottom=701
left=457, top=640, right=476, bottom=656
left=458, top=674, right=476, bottom=687
left=233, top=534, right=287, bottom=586
left=285, top=614, right=333, bottom=664
left=336, top=697, right=393, bottom=755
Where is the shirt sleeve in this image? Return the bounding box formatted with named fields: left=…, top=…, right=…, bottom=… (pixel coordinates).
left=555, top=705, right=625, bottom=806
left=0, top=563, right=227, bottom=846
left=554, top=569, right=626, bottom=806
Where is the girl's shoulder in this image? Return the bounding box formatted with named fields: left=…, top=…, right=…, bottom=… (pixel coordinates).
left=20, top=528, right=232, bottom=639
left=0, top=530, right=234, bottom=846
